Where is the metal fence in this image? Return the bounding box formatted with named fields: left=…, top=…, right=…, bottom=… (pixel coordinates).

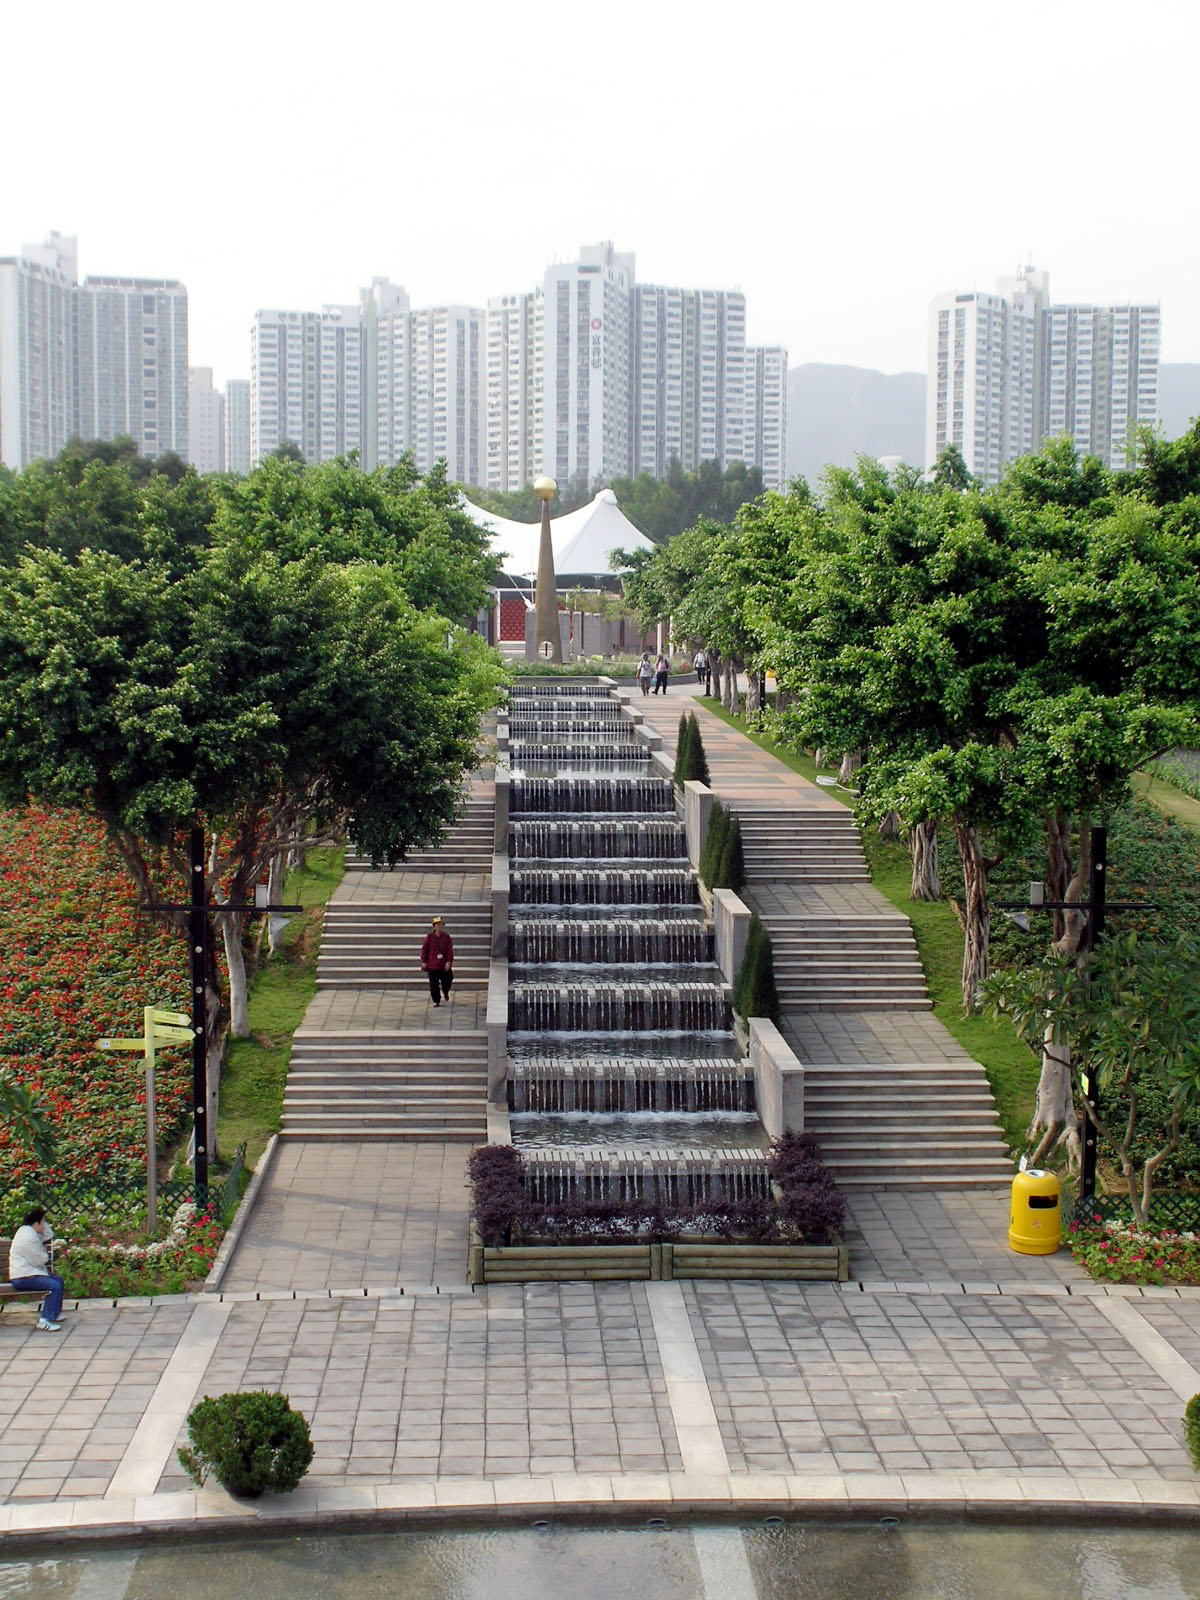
left=1069, top=1192, right=1200, bottom=1231
left=4, top=1143, right=248, bottom=1236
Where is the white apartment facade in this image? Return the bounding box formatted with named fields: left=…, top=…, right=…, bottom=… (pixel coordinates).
left=541, top=242, right=636, bottom=487
left=1044, top=303, right=1160, bottom=470
left=224, top=378, right=251, bottom=475
left=76, top=276, right=189, bottom=458
left=187, top=366, right=224, bottom=474
left=926, top=269, right=1160, bottom=481
left=0, top=233, right=79, bottom=469
left=407, top=305, right=486, bottom=484
left=486, top=290, right=542, bottom=492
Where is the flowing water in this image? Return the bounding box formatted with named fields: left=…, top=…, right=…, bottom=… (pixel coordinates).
left=7, top=1519, right=1199, bottom=1597
left=506, top=683, right=762, bottom=1190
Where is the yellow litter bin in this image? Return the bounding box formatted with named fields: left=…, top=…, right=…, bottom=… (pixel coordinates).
left=1009, top=1168, right=1062, bottom=1255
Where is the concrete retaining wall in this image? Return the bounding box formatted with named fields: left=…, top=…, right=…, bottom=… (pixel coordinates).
left=713, top=888, right=750, bottom=985
left=749, top=1018, right=805, bottom=1139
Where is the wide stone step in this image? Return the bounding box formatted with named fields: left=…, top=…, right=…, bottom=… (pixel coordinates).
left=780, top=993, right=933, bottom=1010
left=807, top=1110, right=1001, bottom=1130
left=773, top=955, right=924, bottom=971
left=279, top=1120, right=486, bottom=1140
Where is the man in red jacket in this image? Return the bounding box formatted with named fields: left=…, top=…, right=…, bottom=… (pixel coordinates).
left=420, top=915, right=454, bottom=1006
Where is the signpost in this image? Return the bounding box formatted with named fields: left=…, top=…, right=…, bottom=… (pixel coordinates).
left=97, top=1006, right=192, bottom=1232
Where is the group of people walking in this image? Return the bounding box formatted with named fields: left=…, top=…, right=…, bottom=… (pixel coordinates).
left=637, top=648, right=712, bottom=696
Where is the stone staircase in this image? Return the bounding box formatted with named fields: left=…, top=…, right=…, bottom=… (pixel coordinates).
left=281, top=1031, right=489, bottom=1139
left=736, top=808, right=869, bottom=883
left=799, top=1057, right=1014, bottom=1190
left=316, top=904, right=491, bottom=990
left=344, top=799, right=494, bottom=873
left=765, top=913, right=931, bottom=1011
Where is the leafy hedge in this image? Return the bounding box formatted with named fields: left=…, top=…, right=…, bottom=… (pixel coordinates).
left=673, top=712, right=710, bottom=789
left=468, top=1132, right=845, bottom=1248
left=699, top=799, right=745, bottom=892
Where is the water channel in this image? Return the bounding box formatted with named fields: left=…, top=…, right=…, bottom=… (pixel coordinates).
left=504, top=682, right=758, bottom=1191
left=5, top=1522, right=1198, bottom=1599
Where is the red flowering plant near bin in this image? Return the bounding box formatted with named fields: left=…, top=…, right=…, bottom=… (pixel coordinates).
left=0, top=805, right=191, bottom=1183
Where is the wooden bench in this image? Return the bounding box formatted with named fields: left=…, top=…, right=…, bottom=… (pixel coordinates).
left=0, top=1238, right=52, bottom=1314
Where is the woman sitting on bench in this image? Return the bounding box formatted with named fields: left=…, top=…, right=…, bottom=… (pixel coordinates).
left=8, top=1208, right=64, bottom=1331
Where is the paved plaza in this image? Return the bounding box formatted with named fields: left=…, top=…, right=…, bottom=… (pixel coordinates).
left=1, top=681, right=1198, bottom=1543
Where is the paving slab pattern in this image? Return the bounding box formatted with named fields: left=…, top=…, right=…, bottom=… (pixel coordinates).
left=685, top=1281, right=1193, bottom=1479
left=155, top=1284, right=683, bottom=1492
left=220, top=1142, right=472, bottom=1292
left=843, top=1189, right=1083, bottom=1285
left=0, top=1306, right=192, bottom=1501
left=298, top=989, right=489, bottom=1031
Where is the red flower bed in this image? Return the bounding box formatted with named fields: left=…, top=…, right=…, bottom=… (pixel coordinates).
left=0, top=806, right=190, bottom=1182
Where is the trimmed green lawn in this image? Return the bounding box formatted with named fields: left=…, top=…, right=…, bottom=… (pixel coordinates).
left=215, top=846, right=343, bottom=1169
left=1131, top=767, right=1200, bottom=833
left=702, top=705, right=1040, bottom=1152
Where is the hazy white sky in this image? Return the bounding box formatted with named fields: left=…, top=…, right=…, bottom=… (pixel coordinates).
left=5, top=0, right=1197, bottom=387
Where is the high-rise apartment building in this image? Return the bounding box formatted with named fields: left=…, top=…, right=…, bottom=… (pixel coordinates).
left=1, top=234, right=190, bottom=469
left=77, top=276, right=189, bottom=458
left=926, top=269, right=1159, bottom=481
left=0, top=233, right=79, bottom=469
left=633, top=286, right=748, bottom=478
left=486, top=290, right=542, bottom=491
left=187, top=366, right=225, bottom=474
left=361, top=278, right=410, bottom=471
left=744, top=345, right=788, bottom=491
left=224, top=378, right=251, bottom=476
left=248, top=245, right=787, bottom=488
left=1043, top=303, right=1160, bottom=471
left=407, top=306, right=486, bottom=485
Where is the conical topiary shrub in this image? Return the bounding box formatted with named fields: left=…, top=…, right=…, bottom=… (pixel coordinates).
left=712, top=812, right=746, bottom=892
left=733, top=911, right=780, bottom=1024
left=699, top=798, right=729, bottom=889
left=678, top=713, right=711, bottom=787
left=672, top=711, right=694, bottom=789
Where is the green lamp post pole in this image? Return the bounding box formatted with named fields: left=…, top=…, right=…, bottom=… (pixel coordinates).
left=533, top=475, right=562, bottom=663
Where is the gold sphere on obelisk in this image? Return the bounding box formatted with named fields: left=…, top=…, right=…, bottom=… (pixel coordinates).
left=533, top=476, right=562, bottom=662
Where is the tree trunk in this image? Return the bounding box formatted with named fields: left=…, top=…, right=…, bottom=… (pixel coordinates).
left=222, top=910, right=250, bottom=1039
left=1027, top=1023, right=1080, bottom=1168
left=813, top=747, right=825, bottom=771
left=953, top=815, right=990, bottom=1009
left=837, top=750, right=861, bottom=787
left=878, top=810, right=901, bottom=840
left=746, top=672, right=763, bottom=715
left=267, top=849, right=288, bottom=954
left=907, top=817, right=941, bottom=900
left=722, top=659, right=735, bottom=710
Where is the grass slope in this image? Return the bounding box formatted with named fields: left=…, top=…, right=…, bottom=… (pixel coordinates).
left=216, top=847, right=343, bottom=1169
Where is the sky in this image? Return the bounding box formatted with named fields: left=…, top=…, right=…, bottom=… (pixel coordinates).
left=4, top=0, right=1198, bottom=389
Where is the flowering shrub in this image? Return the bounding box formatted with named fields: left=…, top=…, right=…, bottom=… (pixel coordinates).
left=0, top=806, right=190, bottom=1182
left=1067, top=1216, right=1200, bottom=1286
left=468, top=1133, right=845, bottom=1248
left=64, top=1202, right=223, bottom=1298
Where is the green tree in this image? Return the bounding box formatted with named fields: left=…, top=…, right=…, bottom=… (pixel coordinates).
left=732, top=912, right=781, bottom=1024
left=0, top=539, right=504, bottom=1147
left=987, top=934, right=1200, bottom=1222
left=699, top=799, right=730, bottom=889
left=0, top=1073, right=56, bottom=1167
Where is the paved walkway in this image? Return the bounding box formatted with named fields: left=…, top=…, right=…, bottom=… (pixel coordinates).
left=3, top=693, right=1200, bottom=1544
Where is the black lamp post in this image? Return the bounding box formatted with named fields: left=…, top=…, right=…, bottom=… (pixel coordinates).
left=144, top=827, right=299, bottom=1202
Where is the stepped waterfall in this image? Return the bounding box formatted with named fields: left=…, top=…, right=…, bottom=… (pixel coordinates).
left=504, top=681, right=765, bottom=1183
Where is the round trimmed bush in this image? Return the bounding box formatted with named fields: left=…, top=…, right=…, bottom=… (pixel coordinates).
left=178, top=1390, right=314, bottom=1498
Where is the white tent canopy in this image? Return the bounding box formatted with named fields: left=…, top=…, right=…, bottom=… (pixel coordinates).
left=461, top=488, right=655, bottom=583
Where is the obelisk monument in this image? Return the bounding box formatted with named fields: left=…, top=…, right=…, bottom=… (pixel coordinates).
left=533, top=475, right=562, bottom=663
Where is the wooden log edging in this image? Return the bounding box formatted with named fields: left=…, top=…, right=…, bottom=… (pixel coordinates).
left=468, top=1225, right=847, bottom=1285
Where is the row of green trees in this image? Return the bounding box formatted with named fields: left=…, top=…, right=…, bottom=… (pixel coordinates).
left=0, top=446, right=506, bottom=1160
left=620, top=431, right=1200, bottom=1195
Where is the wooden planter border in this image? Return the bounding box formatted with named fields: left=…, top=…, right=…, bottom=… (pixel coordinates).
left=468, top=1226, right=847, bottom=1285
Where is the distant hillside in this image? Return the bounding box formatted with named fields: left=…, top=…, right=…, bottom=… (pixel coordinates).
left=787, top=364, right=925, bottom=485
left=1158, top=364, right=1200, bottom=440
left=787, top=361, right=1200, bottom=486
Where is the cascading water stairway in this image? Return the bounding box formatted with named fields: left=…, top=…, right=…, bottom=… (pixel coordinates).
left=504, top=681, right=767, bottom=1188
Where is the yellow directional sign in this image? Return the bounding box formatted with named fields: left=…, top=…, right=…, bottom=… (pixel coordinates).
left=149, top=1008, right=190, bottom=1028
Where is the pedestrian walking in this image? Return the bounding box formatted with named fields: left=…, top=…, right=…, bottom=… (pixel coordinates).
left=7, top=1208, right=65, bottom=1331
left=653, top=653, right=670, bottom=695
left=693, top=647, right=710, bottom=694
left=420, top=915, right=454, bottom=1006
left=636, top=652, right=654, bottom=697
